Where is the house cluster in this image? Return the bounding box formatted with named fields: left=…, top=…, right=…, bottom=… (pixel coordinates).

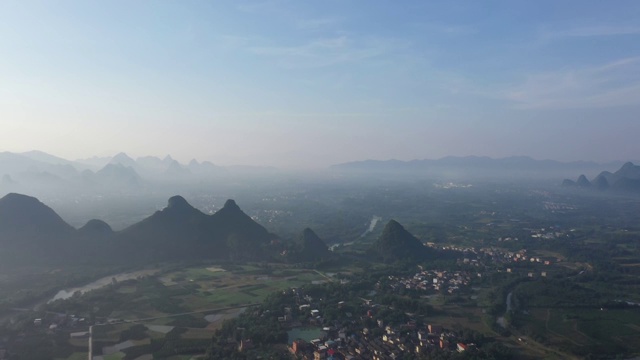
left=284, top=286, right=481, bottom=360
left=32, top=313, right=87, bottom=331
left=529, top=226, right=567, bottom=240
left=289, top=321, right=475, bottom=360
left=460, top=246, right=557, bottom=268
left=385, top=270, right=472, bottom=295
left=542, top=201, right=577, bottom=212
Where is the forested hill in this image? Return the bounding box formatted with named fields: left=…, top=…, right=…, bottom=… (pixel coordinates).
left=0, top=193, right=278, bottom=266
left=372, top=220, right=434, bottom=263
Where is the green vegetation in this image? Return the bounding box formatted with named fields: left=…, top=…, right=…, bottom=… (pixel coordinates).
left=3, top=182, right=640, bottom=359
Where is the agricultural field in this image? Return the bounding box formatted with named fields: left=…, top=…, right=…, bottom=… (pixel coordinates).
left=43, top=263, right=331, bottom=359
left=160, top=264, right=329, bottom=310
left=519, top=308, right=640, bottom=357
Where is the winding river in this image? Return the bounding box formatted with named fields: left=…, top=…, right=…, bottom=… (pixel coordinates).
left=48, top=269, right=159, bottom=303
left=496, top=291, right=513, bottom=328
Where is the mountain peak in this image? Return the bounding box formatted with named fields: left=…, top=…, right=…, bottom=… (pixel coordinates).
left=167, top=195, right=191, bottom=210
left=110, top=152, right=136, bottom=167
left=79, top=219, right=113, bottom=235
left=302, top=227, right=317, bottom=238
left=576, top=174, right=592, bottom=187
left=0, top=193, right=75, bottom=239
left=373, top=220, right=430, bottom=262
left=0, top=192, right=39, bottom=206
left=112, top=152, right=132, bottom=160
left=385, top=219, right=403, bottom=231
left=294, top=227, right=330, bottom=261
left=223, top=199, right=240, bottom=210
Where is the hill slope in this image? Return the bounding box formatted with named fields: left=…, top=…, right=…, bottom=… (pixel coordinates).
left=291, top=228, right=331, bottom=262
left=372, top=220, right=431, bottom=262
left=0, top=193, right=76, bottom=264
left=117, top=197, right=275, bottom=262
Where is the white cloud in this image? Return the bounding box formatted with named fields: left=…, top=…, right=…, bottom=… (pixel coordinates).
left=248, top=36, right=409, bottom=68
left=296, top=16, right=343, bottom=30
left=236, top=0, right=284, bottom=13
left=548, top=25, right=640, bottom=38
left=504, top=57, right=640, bottom=109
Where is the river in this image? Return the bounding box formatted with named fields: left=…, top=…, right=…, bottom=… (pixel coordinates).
left=48, top=269, right=159, bottom=303
left=496, top=291, right=513, bottom=328
left=329, top=215, right=382, bottom=251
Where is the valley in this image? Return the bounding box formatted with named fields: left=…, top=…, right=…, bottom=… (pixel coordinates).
left=1, top=179, right=640, bottom=359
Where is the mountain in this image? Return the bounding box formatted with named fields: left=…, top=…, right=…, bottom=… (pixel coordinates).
left=0, top=193, right=76, bottom=264
left=291, top=228, right=331, bottom=262
left=117, top=197, right=275, bottom=262
left=615, top=162, right=640, bottom=179
left=78, top=219, right=113, bottom=236
left=117, top=195, right=209, bottom=260
left=0, top=152, right=44, bottom=175
left=207, top=199, right=276, bottom=259
left=332, top=156, right=623, bottom=180
left=109, top=152, right=138, bottom=168
left=0, top=193, right=277, bottom=266
left=609, top=162, right=640, bottom=191
left=563, top=162, right=640, bottom=192
left=136, top=156, right=169, bottom=173
left=93, top=163, right=141, bottom=186
left=188, top=159, right=223, bottom=175
left=0, top=193, right=75, bottom=240
left=576, top=175, right=592, bottom=188
left=371, top=220, right=431, bottom=262
left=593, top=173, right=610, bottom=191
left=164, top=159, right=191, bottom=177
left=75, top=155, right=112, bottom=170
left=135, top=155, right=189, bottom=176
left=20, top=150, right=81, bottom=168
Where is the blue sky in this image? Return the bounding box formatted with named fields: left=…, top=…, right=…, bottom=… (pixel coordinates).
left=1, top=1, right=639, bottom=167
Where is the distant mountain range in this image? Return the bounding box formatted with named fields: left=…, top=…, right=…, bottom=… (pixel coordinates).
left=332, top=156, right=626, bottom=180
left=0, top=192, right=278, bottom=266
left=563, top=162, right=640, bottom=192
left=0, top=151, right=234, bottom=195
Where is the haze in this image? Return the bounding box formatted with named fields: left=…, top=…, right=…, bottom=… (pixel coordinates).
left=1, top=1, right=640, bottom=168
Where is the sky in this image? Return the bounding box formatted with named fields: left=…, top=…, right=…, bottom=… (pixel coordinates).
left=1, top=1, right=639, bottom=168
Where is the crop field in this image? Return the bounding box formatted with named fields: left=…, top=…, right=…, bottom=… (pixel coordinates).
left=162, top=265, right=328, bottom=310
left=52, top=264, right=331, bottom=359
left=428, top=307, right=491, bottom=334
left=523, top=308, right=640, bottom=356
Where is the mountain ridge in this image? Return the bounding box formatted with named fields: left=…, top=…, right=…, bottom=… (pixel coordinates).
left=563, top=162, right=640, bottom=193
left=0, top=192, right=277, bottom=265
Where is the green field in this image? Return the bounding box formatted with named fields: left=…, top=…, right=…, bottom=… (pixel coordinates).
left=55, top=264, right=332, bottom=359
left=522, top=308, right=640, bottom=356
left=162, top=265, right=328, bottom=310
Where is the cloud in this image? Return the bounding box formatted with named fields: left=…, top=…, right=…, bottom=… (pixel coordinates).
left=236, top=0, right=284, bottom=13
left=248, top=36, right=409, bottom=68
left=504, top=57, right=640, bottom=109
left=410, top=22, right=477, bottom=36
left=296, top=16, right=343, bottom=30
left=548, top=25, right=640, bottom=38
